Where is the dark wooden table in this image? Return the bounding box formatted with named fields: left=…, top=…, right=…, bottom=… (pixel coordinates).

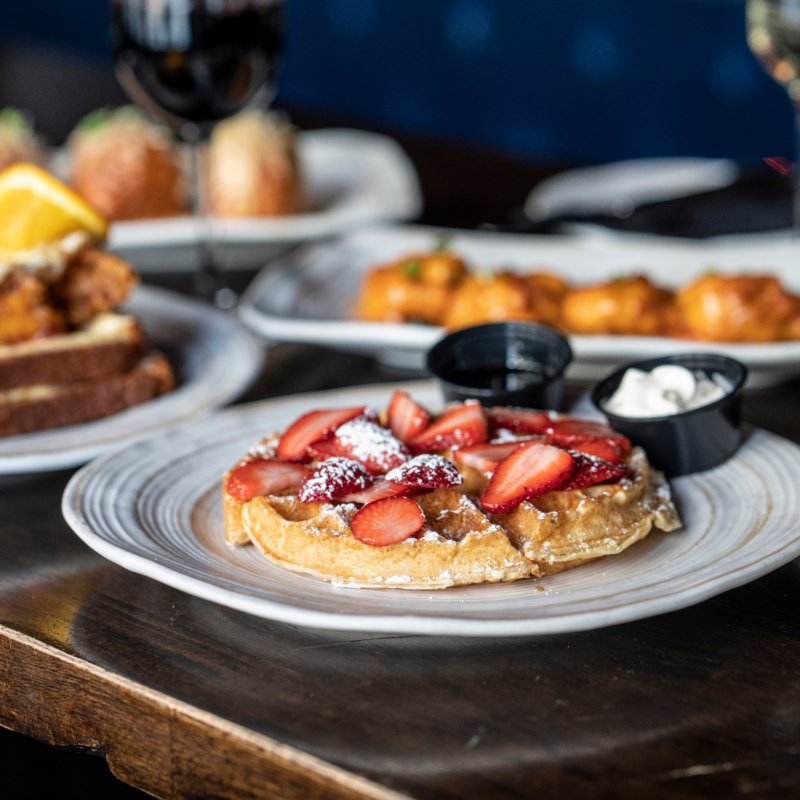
left=2, top=327, right=800, bottom=799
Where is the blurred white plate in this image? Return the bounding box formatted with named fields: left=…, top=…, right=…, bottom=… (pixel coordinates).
left=103, top=129, right=422, bottom=271
left=0, top=286, right=263, bottom=474
left=238, top=224, right=800, bottom=384
left=62, top=382, right=800, bottom=636
left=525, top=157, right=739, bottom=221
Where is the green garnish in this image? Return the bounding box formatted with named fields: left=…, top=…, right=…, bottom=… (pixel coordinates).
left=610, top=271, right=628, bottom=281
left=433, top=232, right=454, bottom=253
left=700, top=265, right=718, bottom=276
left=403, top=260, right=422, bottom=279
left=0, top=108, right=29, bottom=133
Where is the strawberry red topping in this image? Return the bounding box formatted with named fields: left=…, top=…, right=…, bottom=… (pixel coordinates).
left=453, top=440, right=533, bottom=473
left=387, top=390, right=430, bottom=443
left=563, top=437, right=623, bottom=465
left=407, top=400, right=488, bottom=454
left=277, top=407, right=367, bottom=462
left=307, top=438, right=346, bottom=461
left=351, top=496, right=425, bottom=546
left=297, top=457, right=373, bottom=503
left=226, top=460, right=310, bottom=501
left=386, top=453, right=463, bottom=488
left=480, top=442, right=575, bottom=514
left=556, top=451, right=626, bottom=491
left=546, top=419, right=631, bottom=454
left=487, top=407, right=551, bottom=435
left=340, top=478, right=411, bottom=504
left=332, top=418, right=410, bottom=474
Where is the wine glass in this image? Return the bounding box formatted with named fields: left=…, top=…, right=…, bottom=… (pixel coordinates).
left=747, top=0, right=800, bottom=229
left=110, top=0, right=283, bottom=306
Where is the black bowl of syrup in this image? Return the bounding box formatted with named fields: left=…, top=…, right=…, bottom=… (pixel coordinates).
left=426, top=322, right=572, bottom=410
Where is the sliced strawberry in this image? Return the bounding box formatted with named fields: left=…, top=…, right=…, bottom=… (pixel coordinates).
left=407, top=401, right=488, bottom=454
left=563, top=437, right=623, bottom=465
left=332, top=418, right=410, bottom=475
left=487, top=407, right=551, bottom=435
left=340, top=479, right=411, bottom=504
left=277, top=407, right=366, bottom=462
left=385, top=454, right=463, bottom=488
left=226, top=460, right=310, bottom=501
left=480, top=442, right=575, bottom=514
left=453, top=440, right=530, bottom=473
left=308, top=438, right=347, bottom=461
left=351, top=496, right=425, bottom=546
left=387, top=390, right=430, bottom=443
left=297, top=457, right=373, bottom=503
left=556, top=451, right=626, bottom=491
left=546, top=419, right=631, bottom=455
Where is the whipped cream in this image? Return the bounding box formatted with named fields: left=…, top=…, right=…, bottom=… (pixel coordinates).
left=603, top=364, right=733, bottom=418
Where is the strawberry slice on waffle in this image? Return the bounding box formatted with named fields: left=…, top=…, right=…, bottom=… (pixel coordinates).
left=480, top=442, right=575, bottom=513
left=562, top=437, right=623, bottom=465
left=340, top=479, right=411, bottom=504
left=226, top=460, right=310, bottom=501
left=452, top=440, right=530, bottom=473
left=407, top=400, right=488, bottom=454
left=297, top=457, right=373, bottom=502
left=387, top=391, right=430, bottom=443
left=546, top=419, right=631, bottom=455
left=556, top=451, right=627, bottom=491
left=277, top=407, right=367, bottom=462
left=331, top=418, right=410, bottom=474
left=486, top=406, right=551, bottom=435
left=351, top=496, right=426, bottom=546
left=386, top=454, right=463, bottom=488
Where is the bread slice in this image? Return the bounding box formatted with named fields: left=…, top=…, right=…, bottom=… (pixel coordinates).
left=0, top=351, right=174, bottom=437
left=0, top=312, right=146, bottom=391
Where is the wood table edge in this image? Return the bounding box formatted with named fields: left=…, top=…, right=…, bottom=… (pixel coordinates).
left=0, top=624, right=409, bottom=800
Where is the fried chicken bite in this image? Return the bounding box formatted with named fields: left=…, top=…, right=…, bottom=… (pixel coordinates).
left=0, top=272, right=65, bottom=344
left=677, top=273, right=800, bottom=342
left=443, top=272, right=540, bottom=329
left=68, top=107, right=185, bottom=221
left=561, top=276, right=677, bottom=337
left=51, top=249, right=139, bottom=327
left=525, top=272, right=569, bottom=327
left=358, top=252, right=467, bottom=324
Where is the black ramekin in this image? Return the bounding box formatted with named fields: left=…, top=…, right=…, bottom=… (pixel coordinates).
left=591, top=353, right=747, bottom=478
left=426, top=322, right=573, bottom=410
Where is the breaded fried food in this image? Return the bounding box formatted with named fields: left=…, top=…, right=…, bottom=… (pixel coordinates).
left=51, top=249, right=138, bottom=327
left=69, top=107, right=185, bottom=221
left=358, top=253, right=467, bottom=324
left=0, top=272, right=65, bottom=344
left=561, top=276, right=677, bottom=337
left=677, top=273, right=800, bottom=342
left=208, top=109, right=301, bottom=217
left=444, top=272, right=538, bottom=329
left=525, top=272, right=569, bottom=327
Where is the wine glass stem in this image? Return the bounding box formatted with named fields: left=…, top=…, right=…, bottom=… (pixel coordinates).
left=190, top=141, right=227, bottom=302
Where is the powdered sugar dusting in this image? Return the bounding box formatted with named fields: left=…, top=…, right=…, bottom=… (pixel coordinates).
left=334, top=418, right=410, bottom=473
left=386, top=453, right=463, bottom=488
left=297, top=457, right=372, bottom=502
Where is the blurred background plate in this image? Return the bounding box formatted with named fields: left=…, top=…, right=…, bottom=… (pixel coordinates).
left=102, top=129, right=422, bottom=272
left=62, top=383, right=800, bottom=636
left=0, top=286, right=263, bottom=474
left=238, top=224, right=800, bottom=384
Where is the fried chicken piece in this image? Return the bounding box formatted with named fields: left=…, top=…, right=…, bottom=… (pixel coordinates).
left=209, top=109, right=301, bottom=217
left=444, top=272, right=540, bottom=329
left=561, top=276, right=677, bottom=337
left=51, top=249, right=138, bottom=327
left=0, top=272, right=65, bottom=344
left=69, top=107, right=185, bottom=221
left=358, top=252, right=467, bottom=324
left=525, top=273, right=569, bottom=327
left=677, top=273, right=800, bottom=342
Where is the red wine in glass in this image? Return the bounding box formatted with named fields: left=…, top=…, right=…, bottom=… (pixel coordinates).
left=111, top=0, right=283, bottom=304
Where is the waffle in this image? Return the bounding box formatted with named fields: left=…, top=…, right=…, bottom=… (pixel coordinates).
left=223, top=438, right=681, bottom=590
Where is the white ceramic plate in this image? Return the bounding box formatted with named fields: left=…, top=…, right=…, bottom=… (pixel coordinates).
left=238, top=224, right=800, bottom=383
left=103, top=129, right=422, bottom=272
left=62, top=382, right=800, bottom=636
left=0, top=285, right=263, bottom=474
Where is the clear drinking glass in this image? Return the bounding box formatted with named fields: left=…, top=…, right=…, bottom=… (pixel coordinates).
left=110, top=0, right=283, bottom=305
left=747, top=0, right=800, bottom=228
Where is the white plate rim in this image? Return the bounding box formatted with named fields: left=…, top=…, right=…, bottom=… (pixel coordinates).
left=62, top=381, right=800, bottom=637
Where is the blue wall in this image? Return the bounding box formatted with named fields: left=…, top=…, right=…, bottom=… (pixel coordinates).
left=3, top=0, right=794, bottom=164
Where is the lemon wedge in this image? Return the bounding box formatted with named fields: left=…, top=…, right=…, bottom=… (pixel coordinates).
left=0, top=164, right=107, bottom=252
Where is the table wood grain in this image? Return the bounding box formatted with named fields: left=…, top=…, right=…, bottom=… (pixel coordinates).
left=1, top=338, right=799, bottom=799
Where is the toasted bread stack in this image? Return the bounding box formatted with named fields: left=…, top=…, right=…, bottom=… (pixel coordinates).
left=0, top=164, right=174, bottom=437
